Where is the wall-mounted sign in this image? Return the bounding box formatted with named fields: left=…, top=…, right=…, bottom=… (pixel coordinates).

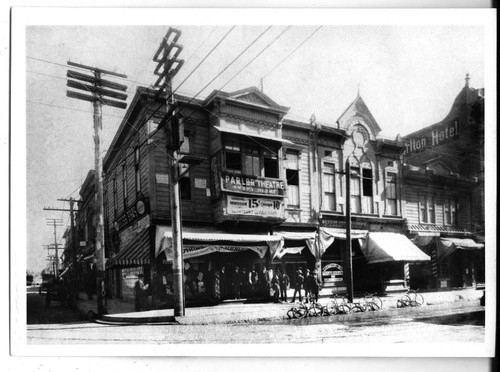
left=113, top=198, right=149, bottom=232
left=404, top=119, right=459, bottom=154
left=322, top=263, right=344, bottom=283
left=321, top=217, right=369, bottom=230
left=210, top=153, right=222, bottom=199
left=221, top=172, right=286, bottom=196
left=156, top=173, right=169, bottom=184
left=194, top=178, right=207, bottom=189
left=225, top=195, right=285, bottom=218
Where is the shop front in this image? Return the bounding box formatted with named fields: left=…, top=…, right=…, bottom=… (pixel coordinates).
left=407, top=225, right=485, bottom=289
left=271, top=230, right=318, bottom=286
left=318, top=216, right=429, bottom=294
left=155, top=225, right=283, bottom=303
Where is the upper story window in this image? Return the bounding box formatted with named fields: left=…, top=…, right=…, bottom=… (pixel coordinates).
left=349, top=163, right=373, bottom=214
left=223, top=136, right=279, bottom=178
left=285, top=151, right=300, bottom=208
left=385, top=172, right=397, bottom=216
left=443, top=198, right=458, bottom=225
left=419, top=193, right=428, bottom=223
left=122, top=163, right=128, bottom=208
left=134, top=147, right=141, bottom=195
left=112, top=177, right=118, bottom=217
left=179, top=132, right=191, bottom=200
left=322, top=162, right=336, bottom=211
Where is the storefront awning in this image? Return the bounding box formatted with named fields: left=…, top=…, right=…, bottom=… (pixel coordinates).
left=407, top=224, right=473, bottom=236
left=107, top=229, right=150, bottom=268
left=214, top=126, right=294, bottom=145
left=318, top=227, right=368, bottom=256
left=437, top=237, right=484, bottom=260
left=360, top=232, right=430, bottom=264
left=273, top=230, right=317, bottom=259
left=156, top=225, right=282, bottom=258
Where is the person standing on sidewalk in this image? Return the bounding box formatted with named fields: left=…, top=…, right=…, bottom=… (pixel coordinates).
left=278, top=268, right=290, bottom=303
left=232, top=266, right=241, bottom=299
left=309, top=269, right=322, bottom=303
left=291, top=269, right=304, bottom=303
left=303, top=269, right=311, bottom=302
left=134, top=274, right=149, bottom=312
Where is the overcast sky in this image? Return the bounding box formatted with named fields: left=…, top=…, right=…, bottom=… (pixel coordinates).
left=21, top=14, right=487, bottom=275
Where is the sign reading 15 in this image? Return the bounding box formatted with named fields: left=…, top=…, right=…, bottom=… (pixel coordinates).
left=247, top=198, right=281, bottom=209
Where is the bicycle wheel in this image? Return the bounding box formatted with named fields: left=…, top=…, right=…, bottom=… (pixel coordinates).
left=293, top=304, right=308, bottom=319
left=324, top=302, right=337, bottom=315
left=287, top=309, right=295, bottom=319
left=400, top=295, right=411, bottom=307
left=337, top=304, right=351, bottom=314
left=414, top=293, right=424, bottom=306
left=371, top=296, right=382, bottom=310
left=309, top=303, right=323, bottom=317
left=351, top=303, right=365, bottom=313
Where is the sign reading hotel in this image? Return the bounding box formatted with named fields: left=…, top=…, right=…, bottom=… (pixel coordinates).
left=226, top=195, right=285, bottom=218
left=221, top=172, right=286, bottom=196
left=404, top=119, right=459, bottom=154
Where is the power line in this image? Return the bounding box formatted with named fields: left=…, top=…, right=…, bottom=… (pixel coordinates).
left=262, top=25, right=323, bottom=80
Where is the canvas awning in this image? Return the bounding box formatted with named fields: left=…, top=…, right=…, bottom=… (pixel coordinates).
left=437, top=237, right=484, bottom=260
left=360, top=232, right=430, bottom=264
left=272, top=230, right=317, bottom=259
left=107, top=229, right=150, bottom=268
left=155, top=225, right=283, bottom=259
left=318, top=227, right=368, bottom=256
left=214, top=126, right=294, bottom=145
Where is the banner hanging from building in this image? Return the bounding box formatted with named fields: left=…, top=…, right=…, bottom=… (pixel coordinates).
left=226, top=195, right=285, bottom=218
left=164, top=244, right=268, bottom=262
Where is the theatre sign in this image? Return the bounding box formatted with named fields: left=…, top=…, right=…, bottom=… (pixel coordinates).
left=404, top=119, right=459, bottom=154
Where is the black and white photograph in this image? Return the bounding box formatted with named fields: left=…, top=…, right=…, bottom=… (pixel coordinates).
left=7, top=5, right=496, bottom=366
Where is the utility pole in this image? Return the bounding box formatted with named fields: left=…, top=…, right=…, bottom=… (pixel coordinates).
left=153, top=27, right=185, bottom=316
left=42, top=244, right=60, bottom=274
left=344, top=161, right=354, bottom=303
left=66, top=61, right=128, bottom=315
left=44, top=219, right=63, bottom=278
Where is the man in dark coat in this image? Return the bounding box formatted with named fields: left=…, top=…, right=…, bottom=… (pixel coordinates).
left=308, top=269, right=322, bottom=302
left=291, top=270, right=304, bottom=303
left=134, top=274, right=149, bottom=311
left=278, top=268, right=290, bottom=302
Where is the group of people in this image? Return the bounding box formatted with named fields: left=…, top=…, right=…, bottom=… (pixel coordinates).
left=213, top=265, right=322, bottom=304
left=291, top=268, right=322, bottom=303
left=213, top=265, right=286, bottom=301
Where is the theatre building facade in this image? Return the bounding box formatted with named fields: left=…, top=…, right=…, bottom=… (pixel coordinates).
left=402, top=76, right=485, bottom=290
left=102, top=84, right=433, bottom=306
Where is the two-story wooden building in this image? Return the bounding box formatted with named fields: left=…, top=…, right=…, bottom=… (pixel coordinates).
left=402, top=75, right=485, bottom=290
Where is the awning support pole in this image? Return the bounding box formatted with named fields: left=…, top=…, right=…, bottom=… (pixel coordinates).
left=345, top=161, right=354, bottom=303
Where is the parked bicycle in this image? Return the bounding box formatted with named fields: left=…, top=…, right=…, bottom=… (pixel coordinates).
left=361, top=292, right=383, bottom=311
left=287, top=296, right=325, bottom=319
left=323, top=294, right=352, bottom=315
left=397, top=289, right=425, bottom=308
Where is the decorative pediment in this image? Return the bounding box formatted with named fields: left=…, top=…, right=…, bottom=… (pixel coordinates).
left=234, top=92, right=270, bottom=106
left=337, top=95, right=382, bottom=137
left=426, top=160, right=453, bottom=175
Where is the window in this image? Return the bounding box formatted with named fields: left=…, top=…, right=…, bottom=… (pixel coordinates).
left=322, top=162, right=336, bottom=211
left=179, top=133, right=191, bottom=200
left=243, top=145, right=262, bottom=177
left=134, top=147, right=141, bottom=195
left=361, top=167, right=373, bottom=213
left=419, top=193, right=428, bottom=223
left=451, top=199, right=458, bottom=225
left=428, top=195, right=435, bottom=223
left=385, top=172, right=397, bottom=216
left=112, top=177, right=117, bottom=217
left=443, top=199, right=451, bottom=225
left=179, top=163, right=191, bottom=200
left=223, top=137, right=279, bottom=178
left=122, top=163, right=128, bottom=208
left=350, top=166, right=361, bottom=213
left=286, top=152, right=300, bottom=207
left=179, top=131, right=190, bottom=154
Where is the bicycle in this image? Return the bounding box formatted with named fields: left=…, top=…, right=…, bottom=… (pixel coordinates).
left=324, top=294, right=352, bottom=315
left=397, top=289, right=424, bottom=308
left=286, top=296, right=324, bottom=319
left=361, top=292, right=383, bottom=311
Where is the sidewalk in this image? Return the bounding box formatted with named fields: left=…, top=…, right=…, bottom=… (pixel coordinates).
left=75, top=287, right=484, bottom=325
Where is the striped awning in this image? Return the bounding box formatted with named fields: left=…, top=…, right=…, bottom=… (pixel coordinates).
left=407, top=224, right=473, bottom=236
left=107, top=230, right=150, bottom=268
